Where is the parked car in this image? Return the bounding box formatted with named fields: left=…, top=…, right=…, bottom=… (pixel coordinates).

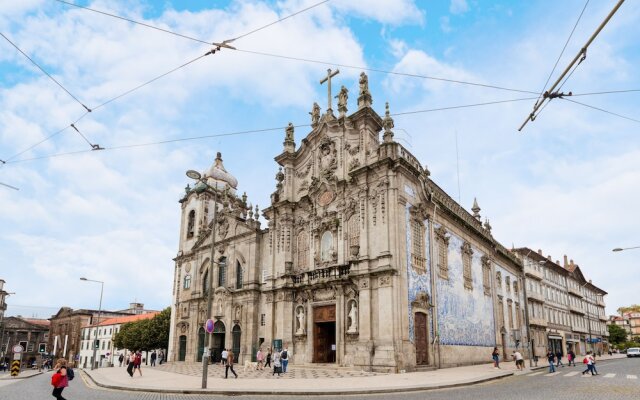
left=627, top=348, right=640, bottom=358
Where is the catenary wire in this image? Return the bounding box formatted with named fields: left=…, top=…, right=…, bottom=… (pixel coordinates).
left=4, top=96, right=538, bottom=164
left=561, top=97, right=640, bottom=124
left=0, top=32, right=91, bottom=112
left=535, top=0, right=590, bottom=105
left=54, top=1, right=537, bottom=95
left=570, top=89, right=640, bottom=97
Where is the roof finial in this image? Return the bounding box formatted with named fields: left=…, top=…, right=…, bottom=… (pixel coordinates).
left=283, top=122, right=295, bottom=153
left=471, top=197, right=481, bottom=221
left=382, top=102, right=394, bottom=143
left=358, top=72, right=372, bottom=109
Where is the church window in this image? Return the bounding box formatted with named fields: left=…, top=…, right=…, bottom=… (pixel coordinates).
left=297, top=231, right=309, bottom=270
left=411, top=220, right=426, bottom=273
left=513, top=281, right=519, bottom=297
left=235, top=261, right=243, bottom=289
left=321, top=231, right=333, bottom=262
left=435, top=226, right=449, bottom=279
left=497, top=300, right=504, bottom=329
left=462, top=242, right=473, bottom=290
left=187, top=210, right=195, bottom=239
left=218, top=257, right=227, bottom=287
left=481, top=256, right=491, bottom=296
left=496, top=271, right=502, bottom=288
left=203, top=270, right=209, bottom=293
left=508, top=301, right=514, bottom=329
left=183, top=274, right=191, bottom=289
left=260, top=314, right=266, bottom=326
left=505, top=276, right=511, bottom=292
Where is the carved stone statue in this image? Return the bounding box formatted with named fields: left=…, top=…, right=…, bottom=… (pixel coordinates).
left=335, top=85, right=348, bottom=116
left=216, top=299, right=223, bottom=316
left=309, top=102, right=321, bottom=127
left=235, top=306, right=241, bottom=321
left=359, top=72, right=369, bottom=96
left=347, top=301, right=358, bottom=333
left=285, top=122, right=294, bottom=142
left=358, top=72, right=372, bottom=109
left=296, top=307, right=305, bottom=335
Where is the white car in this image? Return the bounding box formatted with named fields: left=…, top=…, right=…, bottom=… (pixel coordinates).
left=627, top=348, right=640, bottom=357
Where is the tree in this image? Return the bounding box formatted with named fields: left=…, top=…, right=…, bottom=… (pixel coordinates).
left=617, top=304, right=640, bottom=315
left=608, top=324, right=628, bottom=345
left=113, top=307, right=171, bottom=351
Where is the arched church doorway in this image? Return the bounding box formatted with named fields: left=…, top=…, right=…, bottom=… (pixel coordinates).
left=414, top=312, right=429, bottom=365
left=313, top=305, right=336, bottom=363
left=232, top=324, right=241, bottom=359
left=178, top=335, right=187, bottom=361
left=211, top=320, right=226, bottom=363
left=197, top=327, right=205, bottom=362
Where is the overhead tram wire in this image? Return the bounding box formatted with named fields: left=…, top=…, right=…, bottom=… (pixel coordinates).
left=532, top=0, right=590, bottom=110
left=561, top=97, right=640, bottom=125
left=0, top=32, right=91, bottom=112
left=55, top=0, right=537, bottom=96
left=4, top=96, right=539, bottom=165
left=518, top=0, right=626, bottom=131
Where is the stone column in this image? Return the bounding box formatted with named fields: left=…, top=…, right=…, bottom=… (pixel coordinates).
left=336, top=286, right=345, bottom=365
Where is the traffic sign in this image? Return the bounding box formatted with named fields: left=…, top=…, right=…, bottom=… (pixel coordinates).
left=10, top=360, right=20, bottom=377
left=205, top=319, right=214, bottom=334
left=12, top=344, right=23, bottom=354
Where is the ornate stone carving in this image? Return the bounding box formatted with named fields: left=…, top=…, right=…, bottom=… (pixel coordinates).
left=313, top=287, right=336, bottom=302
left=411, top=291, right=431, bottom=310
left=335, top=85, right=348, bottom=117
left=358, top=72, right=372, bottom=109
left=360, top=278, right=369, bottom=289
left=347, top=300, right=358, bottom=333
left=295, top=306, right=306, bottom=335
left=296, top=162, right=312, bottom=178
left=378, top=275, right=391, bottom=287
left=309, top=102, right=320, bottom=127
left=318, top=137, right=337, bottom=182
left=217, top=215, right=229, bottom=239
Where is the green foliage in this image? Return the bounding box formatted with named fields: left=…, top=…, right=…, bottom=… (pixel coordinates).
left=617, top=304, right=640, bottom=315
left=113, top=307, right=171, bottom=351
left=608, top=324, right=628, bottom=345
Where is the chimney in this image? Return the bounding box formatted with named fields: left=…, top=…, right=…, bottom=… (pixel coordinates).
left=538, top=249, right=542, bottom=255
left=547, top=255, right=552, bottom=260
left=563, top=255, right=568, bottom=267
left=570, top=259, right=574, bottom=267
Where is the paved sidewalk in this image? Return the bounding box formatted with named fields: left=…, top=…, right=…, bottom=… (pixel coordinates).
left=81, top=354, right=627, bottom=395
left=0, top=370, right=42, bottom=380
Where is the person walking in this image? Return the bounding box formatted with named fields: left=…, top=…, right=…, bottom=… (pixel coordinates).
left=126, top=351, right=135, bottom=377
left=567, top=350, right=576, bottom=367
left=221, top=348, right=229, bottom=366
left=256, top=348, right=264, bottom=370
left=134, top=351, right=143, bottom=376
left=272, top=351, right=282, bottom=377
left=492, top=347, right=500, bottom=369
left=280, top=347, right=290, bottom=373
left=118, top=353, right=124, bottom=367
left=582, top=352, right=596, bottom=375
left=225, top=350, right=238, bottom=379
left=555, top=350, right=564, bottom=367
left=512, top=351, right=524, bottom=371
left=265, top=348, right=272, bottom=368
left=150, top=351, right=157, bottom=367
left=51, top=358, right=69, bottom=400
left=591, top=352, right=599, bottom=375
left=547, top=350, right=556, bottom=373
left=158, top=350, right=164, bottom=365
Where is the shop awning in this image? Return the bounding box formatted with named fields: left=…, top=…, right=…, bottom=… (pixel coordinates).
left=548, top=335, right=563, bottom=340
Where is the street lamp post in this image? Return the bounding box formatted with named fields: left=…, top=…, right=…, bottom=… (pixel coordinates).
left=80, top=277, right=104, bottom=370
left=186, top=169, right=221, bottom=389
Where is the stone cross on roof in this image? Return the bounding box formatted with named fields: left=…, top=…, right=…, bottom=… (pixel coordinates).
left=320, top=68, right=340, bottom=117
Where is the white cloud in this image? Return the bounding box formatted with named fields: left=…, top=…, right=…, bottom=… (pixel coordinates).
left=332, top=0, right=424, bottom=25
left=440, top=16, right=452, bottom=33
left=449, top=0, right=469, bottom=15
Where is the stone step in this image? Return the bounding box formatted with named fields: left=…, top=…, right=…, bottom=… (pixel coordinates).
left=291, top=363, right=367, bottom=372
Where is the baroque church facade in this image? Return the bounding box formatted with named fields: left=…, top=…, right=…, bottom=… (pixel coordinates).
left=168, top=72, right=526, bottom=371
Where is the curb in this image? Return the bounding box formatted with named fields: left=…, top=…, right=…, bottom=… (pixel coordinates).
left=82, top=370, right=514, bottom=396
left=0, top=371, right=43, bottom=380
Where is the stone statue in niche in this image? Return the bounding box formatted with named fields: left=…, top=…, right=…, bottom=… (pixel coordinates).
left=296, top=307, right=305, bottom=335
left=347, top=301, right=358, bottom=333
left=319, top=139, right=336, bottom=176
left=216, top=299, right=223, bottom=316
left=235, top=306, right=241, bottom=321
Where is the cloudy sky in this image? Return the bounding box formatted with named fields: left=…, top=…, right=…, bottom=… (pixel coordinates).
left=1, top=0, right=638, bottom=319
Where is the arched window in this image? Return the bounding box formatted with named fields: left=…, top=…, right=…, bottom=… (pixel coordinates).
left=297, top=231, right=309, bottom=270
left=183, top=274, right=191, bottom=289
left=235, top=261, right=243, bottom=289
left=461, top=242, right=473, bottom=290
left=218, top=257, right=227, bottom=287
left=348, top=215, right=359, bottom=248
left=411, top=220, right=425, bottom=273
left=321, top=231, right=333, bottom=262
left=203, top=270, right=209, bottom=293
left=187, top=210, right=196, bottom=238
left=232, top=324, right=241, bottom=359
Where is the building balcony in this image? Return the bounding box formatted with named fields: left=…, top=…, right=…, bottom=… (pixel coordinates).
left=290, top=264, right=351, bottom=286
left=569, top=304, right=585, bottom=315
left=572, top=325, right=588, bottom=334
left=598, top=314, right=608, bottom=322
left=596, top=298, right=606, bottom=307
left=529, top=317, right=547, bottom=327
left=526, top=291, right=545, bottom=303
left=568, top=287, right=583, bottom=297
left=524, top=265, right=543, bottom=280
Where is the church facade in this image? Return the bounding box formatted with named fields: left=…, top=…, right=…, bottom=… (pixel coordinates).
left=167, top=72, right=527, bottom=371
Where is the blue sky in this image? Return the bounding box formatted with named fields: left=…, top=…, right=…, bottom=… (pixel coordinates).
left=1, top=0, right=638, bottom=318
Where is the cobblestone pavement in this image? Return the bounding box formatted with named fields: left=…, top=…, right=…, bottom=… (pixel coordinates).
left=153, top=362, right=383, bottom=379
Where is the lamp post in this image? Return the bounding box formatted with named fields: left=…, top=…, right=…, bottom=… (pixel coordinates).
left=612, top=246, right=640, bottom=252
left=80, top=277, right=103, bottom=370
left=186, top=169, right=221, bottom=389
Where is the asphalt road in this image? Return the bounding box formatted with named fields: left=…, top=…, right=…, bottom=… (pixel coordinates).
left=0, top=357, right=638, bottom=399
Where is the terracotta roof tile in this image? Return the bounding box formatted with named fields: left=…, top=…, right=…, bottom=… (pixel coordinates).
left=82, top=312, right=159, bottom=328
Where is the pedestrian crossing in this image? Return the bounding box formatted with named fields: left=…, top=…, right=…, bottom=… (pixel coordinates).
left=530, top=371, right=638, bottom=380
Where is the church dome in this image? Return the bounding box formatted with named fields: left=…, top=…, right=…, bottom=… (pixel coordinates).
left=204, top=152, right=238, bottom=190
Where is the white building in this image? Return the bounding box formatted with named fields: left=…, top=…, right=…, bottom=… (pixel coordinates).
left=79, top=312, right=158, bottom=368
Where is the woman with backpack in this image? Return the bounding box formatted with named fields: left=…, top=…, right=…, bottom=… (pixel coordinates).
left=51, top=358, right=70, bottom=400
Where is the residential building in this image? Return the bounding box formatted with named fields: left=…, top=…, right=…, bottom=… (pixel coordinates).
left=625, top=312, right=640, bottom=340
left=79, top=312, right=159, bottom=368
left=608, top=315, right=631, bottom=341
